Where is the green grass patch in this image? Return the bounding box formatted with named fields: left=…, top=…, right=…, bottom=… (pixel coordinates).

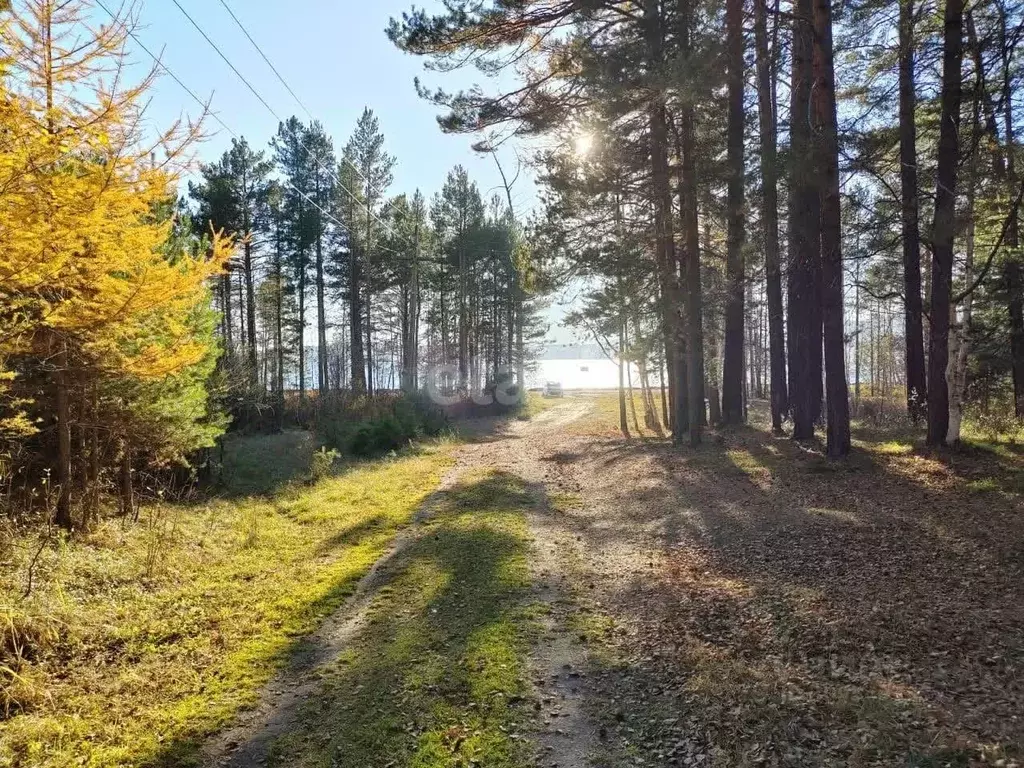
left=866, top=439, right=915, bottom=456
left=0, top=437, right=453, bottom=768
left=965, top=477, right=1001, bottom=494
left=268, top=470, right=537, bottom=768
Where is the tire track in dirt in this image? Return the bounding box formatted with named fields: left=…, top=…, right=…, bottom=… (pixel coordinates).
left=202, top=459, right=467, bottom=768
left=203, top=399, right=600, bottom=768
left=451, top=399, right=601, bottom=768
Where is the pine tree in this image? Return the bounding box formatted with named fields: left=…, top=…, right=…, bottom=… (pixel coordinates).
left=721, top=0, right=746, bottom=426
left=434, top=166, right=485, bottom=393
left=927, top=0, right=966, bottom=445
left=341, top=109, right=394, bottom=394
left=191, top=138, right=273, bottom=389
left=272, top=117, right=314, bottom=404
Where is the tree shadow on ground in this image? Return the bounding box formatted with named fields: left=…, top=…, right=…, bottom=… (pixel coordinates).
left=549, top=408, right=1023, bottom=766
left=261, top=470, right=539, bottom=768
left=150, top=471, right=542, bottom=768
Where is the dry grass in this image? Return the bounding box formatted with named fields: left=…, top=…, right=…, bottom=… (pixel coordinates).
left=567, top=390, right=667, bottom=438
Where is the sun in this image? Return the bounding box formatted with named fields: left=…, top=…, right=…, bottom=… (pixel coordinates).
left=573, top=131, right=595, bottom=158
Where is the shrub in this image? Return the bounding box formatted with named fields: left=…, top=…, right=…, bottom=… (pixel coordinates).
left=309, top=448, right=339, bottom=483
left=316, top=393, right=449, bottom=459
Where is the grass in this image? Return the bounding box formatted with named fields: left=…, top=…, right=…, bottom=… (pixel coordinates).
left=0, top=432, right=454, bottom=768
left=266, top=469, right=538, bottom=768
left=569, top=391, right=667, bottom=437
left=515, top=390, right=562, bottom=420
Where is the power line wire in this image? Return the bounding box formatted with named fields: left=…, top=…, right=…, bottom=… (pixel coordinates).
left=94, top=0, right=357, bottom=242
left=215, top=0, right=315, bottom=123
left=213, top=0, right=404, bottom=222
left=173, top=0, right=403, bottom=241
left=96, top=0, right=506, bottom=268
left=170, top=0, right=283, bottom=125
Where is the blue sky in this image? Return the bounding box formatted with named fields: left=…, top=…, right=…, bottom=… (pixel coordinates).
left=127, top=0, right=536, bottom=214
left=119, top=0, right=581, bottom=346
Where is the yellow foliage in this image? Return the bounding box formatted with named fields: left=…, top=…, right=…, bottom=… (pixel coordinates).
left=0, top=1, right=231, bottom=437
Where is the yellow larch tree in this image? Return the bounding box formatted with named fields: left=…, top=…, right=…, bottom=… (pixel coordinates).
left=0, top=0, right=232, bottom=528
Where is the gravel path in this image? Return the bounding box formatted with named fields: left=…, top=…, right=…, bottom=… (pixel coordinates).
left=449, top=400, right=602, bottom=767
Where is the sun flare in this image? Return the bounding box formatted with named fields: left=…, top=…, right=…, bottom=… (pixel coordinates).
left=573, top=131, right=595, bottom=158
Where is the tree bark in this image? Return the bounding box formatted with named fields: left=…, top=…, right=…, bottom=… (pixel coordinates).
left=999, top=7, right=1024, bottom=418
left=315, top=172, right=328, bottom=396
left=242, top=162, right=258, bottom=385
left=297, top=241, right=307, bottom=405
left=948, top=115, right=977, bottom=446
left=926, top=0, right=964, bottom=445
left=644, top=0, right=686, bottom=440
left=721, top=0, right=746, bottom=425
left=788, top=0, right=822, bottom=440
left=365, top=194, right=376, bottom=396
left=619, top=304, right=631, bottom=438
left=274, top=215, right=285, bottom=431
left=221, top=272, right=233, bottom=355
left=679, top=0, right=705, bottom=444
left=404, top=223, right=421, bottom=392
left=814, top=0, right=851, bottom=457
left=755, top=0, right=788, bottom=434
left=899, top=0, right=928, bottom=421
left=350, top=240, right=367, bottom=392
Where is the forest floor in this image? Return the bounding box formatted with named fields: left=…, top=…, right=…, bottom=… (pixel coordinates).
left=4, top=395, right=1022, bottom=768
left=213, top=393, right=1021, bottom=768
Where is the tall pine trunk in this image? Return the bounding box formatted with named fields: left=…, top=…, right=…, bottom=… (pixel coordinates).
left=274, top=219, right=285, bottom=431
left=222, top=272, right=234, bottom=355
left=1000, top=12, right=1024, bottom=418
left=787, top=0, right=822, bottom=439
left=404, top=223, right=420, bottom=392
left=243, top=241, right=257, bottom=381
left=926, top=0, right=964, bottom=445
left=365, top=201, right=375, bottom=395
left=814, top=0, right=851, bottom=457
left=755, top=0, right=788, bottom=434
left=242, top=163, right=258, bottom=385
left=350, top=240, right=366, bottom=392
left=315, top=173, right=328, bottom=396
left=297, top=249, right=306, bottom=405
left=645, top=0, right=686, bottom=440
left=679, top=0, right=705, bottom=444
left=948, top=104, right=978, bottom=446
left=899, top=0, right=928, bottom=421
left=619, top=290, right=631, bottom=438
left=721, top=0, right=746, bottom=425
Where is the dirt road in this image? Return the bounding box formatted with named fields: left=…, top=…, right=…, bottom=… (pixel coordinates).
left=205, top=399, right=607, bottom=768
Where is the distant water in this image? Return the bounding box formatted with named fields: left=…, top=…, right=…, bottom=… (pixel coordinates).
left=527, top=358, right=661, bottom=390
